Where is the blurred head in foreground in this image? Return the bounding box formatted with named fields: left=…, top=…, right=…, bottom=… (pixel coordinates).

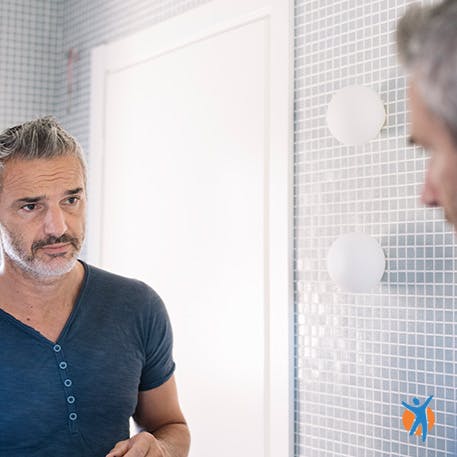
left=397, top=0, right=457, bottom=230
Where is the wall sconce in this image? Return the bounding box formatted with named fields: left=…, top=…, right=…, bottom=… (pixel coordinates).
left=326, top=85, right=386, bottom=145
left=327, top=232, right=386, bottom=293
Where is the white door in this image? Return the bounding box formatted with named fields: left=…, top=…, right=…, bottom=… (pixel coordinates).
left=89, top=1, right=291, bottom=456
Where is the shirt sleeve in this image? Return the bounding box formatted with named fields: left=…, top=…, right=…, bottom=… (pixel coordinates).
left=139, top=287, right=176, bottom=391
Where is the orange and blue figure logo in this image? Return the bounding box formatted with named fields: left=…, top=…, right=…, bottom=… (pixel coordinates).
left=401, top=395, right=435, bottom=442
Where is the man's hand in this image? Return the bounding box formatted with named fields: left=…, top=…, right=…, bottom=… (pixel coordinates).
left=106, top=431, right=166, bottom=457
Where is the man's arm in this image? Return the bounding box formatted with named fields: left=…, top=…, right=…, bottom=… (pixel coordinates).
left=106, top=375, right=190, bottom=457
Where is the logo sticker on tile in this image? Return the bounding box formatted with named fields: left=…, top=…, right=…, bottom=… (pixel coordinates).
left=401, top=395, right=435, bottom=442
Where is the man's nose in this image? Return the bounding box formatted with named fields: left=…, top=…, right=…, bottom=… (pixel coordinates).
left=420, top=166, right=439, bottom=207
left=44, top=205, right=68, bottom=236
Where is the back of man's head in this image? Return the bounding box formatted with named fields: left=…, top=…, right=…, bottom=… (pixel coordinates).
left=397, top=0, right=457, bottom=144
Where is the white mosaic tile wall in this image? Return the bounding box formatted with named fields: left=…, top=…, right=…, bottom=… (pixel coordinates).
left=0, top=0, right=63, bottom=129
left=294, top=1, right=457, bottom=456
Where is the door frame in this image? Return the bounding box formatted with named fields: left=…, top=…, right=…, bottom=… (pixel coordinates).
left=88, top=1, right=293, bottom=455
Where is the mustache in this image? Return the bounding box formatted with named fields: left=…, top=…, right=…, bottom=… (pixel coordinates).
left=32, top=234, right=81, bottom=253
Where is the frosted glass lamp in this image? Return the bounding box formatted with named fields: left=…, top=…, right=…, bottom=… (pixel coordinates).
left=326, top=85, right=386, bottom=145
left=327, top=233, right=385, bottom=293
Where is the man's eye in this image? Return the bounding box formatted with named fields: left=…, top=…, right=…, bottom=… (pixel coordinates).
left=66, top=196, right=80, bottom=205
left=22, top=204, right=37, bottom=212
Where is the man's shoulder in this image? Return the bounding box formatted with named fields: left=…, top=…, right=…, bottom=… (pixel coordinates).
left=81, top=261, right=163, bottom=309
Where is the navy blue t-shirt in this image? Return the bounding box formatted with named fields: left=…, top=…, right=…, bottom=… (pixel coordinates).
left=0, top=260, right=175, bottom=456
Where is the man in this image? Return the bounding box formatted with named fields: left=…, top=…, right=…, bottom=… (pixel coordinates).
left=0, top=117, right=190, bottom=457
left=397, top=0, right=457, bottom=226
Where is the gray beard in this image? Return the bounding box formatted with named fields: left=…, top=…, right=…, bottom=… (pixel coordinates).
left=0, top=226, right=83, bottom=280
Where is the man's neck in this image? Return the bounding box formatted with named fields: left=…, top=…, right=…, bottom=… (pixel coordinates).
left=0, top=258, right=84, bottom=313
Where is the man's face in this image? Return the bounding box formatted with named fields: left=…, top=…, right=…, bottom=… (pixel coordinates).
left=0, top=155, right=86, bottom=279
left=409, top=81, right=457, bottom=229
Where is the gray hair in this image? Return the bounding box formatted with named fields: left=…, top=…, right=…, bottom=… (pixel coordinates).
left=0, top=116, right=87, bottom=187
left=397, top=0, right=457, bottom=144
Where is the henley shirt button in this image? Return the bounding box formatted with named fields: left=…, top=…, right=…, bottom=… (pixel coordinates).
left=67, top=395, right=75, bottom=404
left=64, top=379, right=72, bottom=387
left=53, top=344, right=62, bottom=352
left=69, top=413, right=77, bottom=421
left=59, top=361, right=68, bottom=369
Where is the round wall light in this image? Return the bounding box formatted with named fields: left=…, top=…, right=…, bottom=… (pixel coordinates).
left=326, top=85, right=386, bottom=145
left=327, top=232, right=386, bottom=293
